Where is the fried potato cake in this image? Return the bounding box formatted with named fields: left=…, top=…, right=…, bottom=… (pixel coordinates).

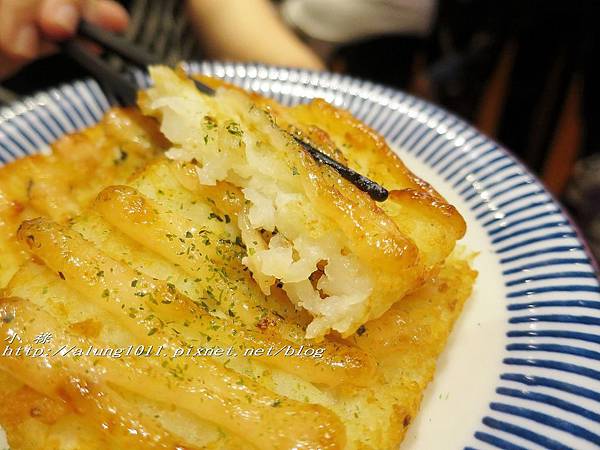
left=0, top=253, right=475, bottom=449
left=0, top=73, right=476, bottom=449
left=140, top=67, right=466, bottom=338
left=0, top=108, right=167, bottom=287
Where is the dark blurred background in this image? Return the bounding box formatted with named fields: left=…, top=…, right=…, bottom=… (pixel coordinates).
left=1, top=0, right=598, bottom=259
left=328, top=0, right=600, bottom=260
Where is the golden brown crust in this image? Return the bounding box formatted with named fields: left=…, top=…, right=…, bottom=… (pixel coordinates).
left=141, top=67, right=467, bottom=338
left=0, top=77, right=476, bottom=449
left=0, top=108, right=166, bottom=288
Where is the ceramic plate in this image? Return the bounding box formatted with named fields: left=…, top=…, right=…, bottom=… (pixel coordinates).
left=1, top=62, right=599, bottom=450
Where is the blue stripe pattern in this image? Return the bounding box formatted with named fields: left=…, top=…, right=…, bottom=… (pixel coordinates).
left=1, top=61, right=599, bottom=450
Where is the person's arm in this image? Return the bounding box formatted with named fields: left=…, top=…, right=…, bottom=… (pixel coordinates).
left=186, top=0, right=324, bottom=70
left=0, top=0, right=128, bottom=81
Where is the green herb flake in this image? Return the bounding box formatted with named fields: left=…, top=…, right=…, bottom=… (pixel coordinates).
left=225, top=121, right=243, bottom=137
left=203, top=115, right=217, bottom=130
left=113, top=148, right=128, bottom=165
left=208, top=212, right=224, bottom=222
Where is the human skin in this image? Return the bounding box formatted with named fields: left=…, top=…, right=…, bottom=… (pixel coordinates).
left=187, top=0, right=324, bottom=70
left=0, top=0, right=128, bottom=80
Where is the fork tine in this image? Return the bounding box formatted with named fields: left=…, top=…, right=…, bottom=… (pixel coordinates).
left=78, top=20, right=158, bottom=67
left=77, top=20, right=216, bottom=96
left=292, top=136, right=388, bottom=201
left=60, top=40, right=138, bottom=106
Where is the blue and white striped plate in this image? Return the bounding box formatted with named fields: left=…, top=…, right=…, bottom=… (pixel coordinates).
left=1, top=62, right=599, bottom=450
